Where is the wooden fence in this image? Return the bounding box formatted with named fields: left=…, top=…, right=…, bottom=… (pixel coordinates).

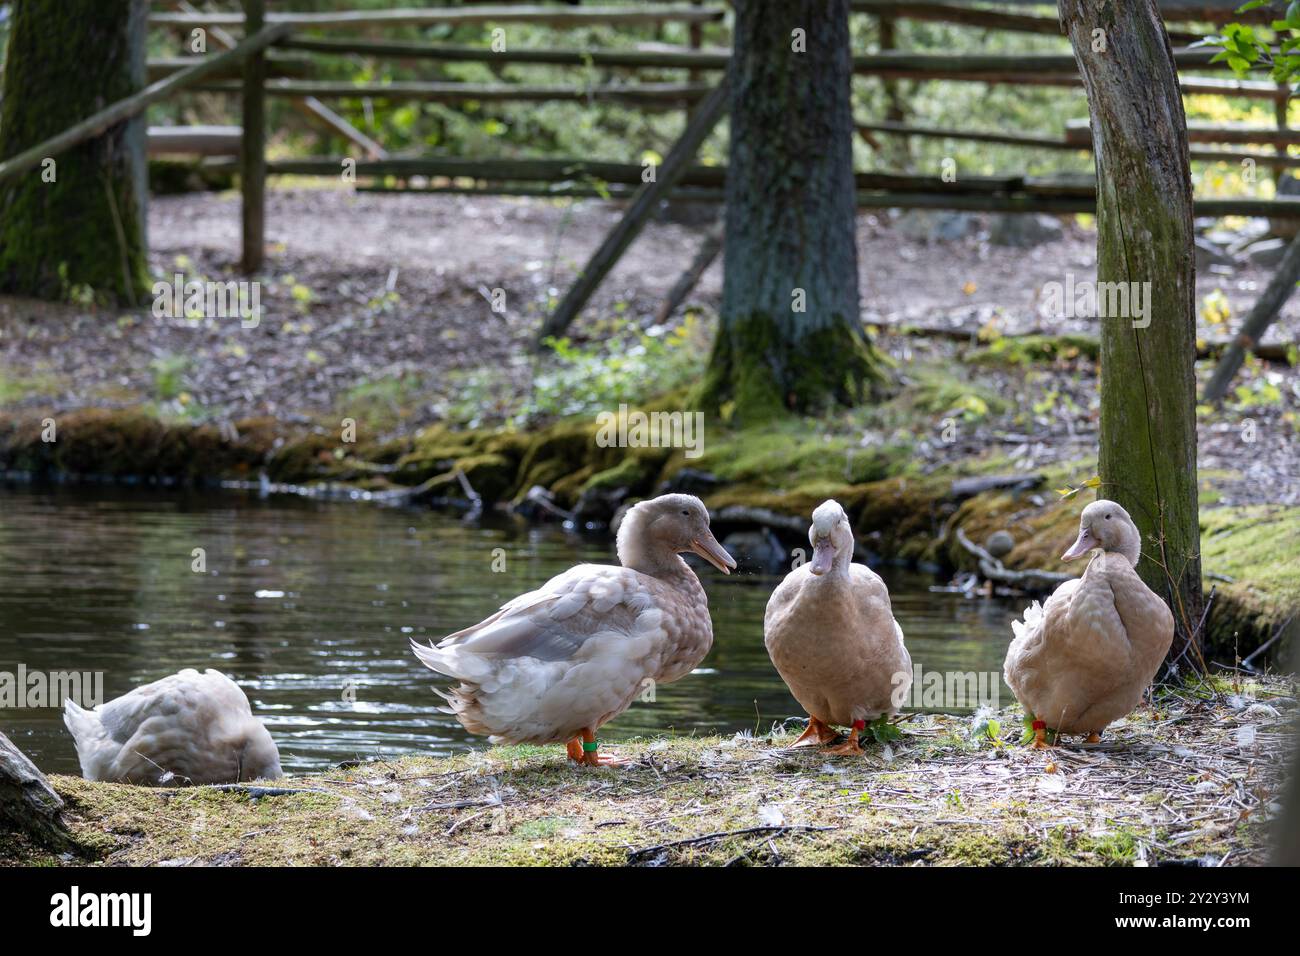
left=5, top=1, right=1300, bottom=338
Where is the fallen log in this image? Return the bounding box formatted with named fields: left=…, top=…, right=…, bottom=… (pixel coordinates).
left=949, top=473, right=1046, bottom=499
left=880, top=324, right=1295, bottom=365
left=0, top=731, right=73, bottom=849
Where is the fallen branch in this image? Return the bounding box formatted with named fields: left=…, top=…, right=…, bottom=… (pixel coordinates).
left=191, top=784, right=338, bottom=798
left=954, top=526, right=1075, bottom=591
left=627, top=824, right=837, bottom=861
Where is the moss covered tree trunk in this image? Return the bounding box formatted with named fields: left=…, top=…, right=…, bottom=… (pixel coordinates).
left=701, top=0, right=885, bottom=422
left=0, top=0, right=150, bottom=305
left=1061, top=0, right=1203, bottom=655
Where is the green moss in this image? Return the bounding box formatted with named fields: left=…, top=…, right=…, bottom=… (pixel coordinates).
left=696, top=311, right=890, bottom=425
left=968, top=334, right=1101, bottom=366
left=1199, top=505, right=1300, bottom=656
left=8, top=688, right=1283, bottom=868
left=454, top=453, right=516, bottom=503
left=579, top=457, right=651, bottom=496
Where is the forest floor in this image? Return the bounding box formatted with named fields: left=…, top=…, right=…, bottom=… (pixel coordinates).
left=0, top=188, right=1297, bottom=516
left=1, top=188, right=1298, bottom=657
left=3, top=673, right=1292, bottom=867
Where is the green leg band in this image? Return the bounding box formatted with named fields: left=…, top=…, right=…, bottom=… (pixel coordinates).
left=582, top=740, right=599, bottom=752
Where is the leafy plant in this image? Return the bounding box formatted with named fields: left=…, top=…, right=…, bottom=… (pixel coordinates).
left=1200, top=3, right=1300, bottom=86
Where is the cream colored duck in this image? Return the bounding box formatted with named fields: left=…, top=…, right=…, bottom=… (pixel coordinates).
left=764, top=500, right=911, bottom=755
left=1004, top=500, right=1174, bottom=747
left=63, top=668, right=282, bottom=785
left=411, top=493, right=735, bottom=766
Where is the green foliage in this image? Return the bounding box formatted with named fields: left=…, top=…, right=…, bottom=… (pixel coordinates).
left=148, top=353, right=190, bottom=401
left=1202, top=4, right=1300, bottom=85
left=868, top=714, right=903, bottom=745
left=443, top=316, right=706, bottom=429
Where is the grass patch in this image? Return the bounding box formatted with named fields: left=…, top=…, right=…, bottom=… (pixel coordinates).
left=6, top=679, right=1287, bottom=868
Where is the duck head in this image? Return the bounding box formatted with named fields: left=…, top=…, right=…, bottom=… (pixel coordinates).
left=808, top=499, right=853, bottom=575
left=617, top=493, right=736, bottom=575
left=1061, top=500, right=1141, bottom=567
left=238, top=723, right=283, bottom=782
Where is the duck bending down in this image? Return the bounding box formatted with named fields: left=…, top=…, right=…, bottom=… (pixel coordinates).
left=763, top=500, right=912, bottom=755
left=1004, top=500, right=1174, bottom=748
left=411, top=493, right=735, bottom=766
left=63, top=668, right=282, bottom=785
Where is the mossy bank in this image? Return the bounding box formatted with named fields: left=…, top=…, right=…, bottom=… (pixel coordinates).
left=3, top=675, right=1291, bottom=867
left=1, top=401, right=1297, bottom=663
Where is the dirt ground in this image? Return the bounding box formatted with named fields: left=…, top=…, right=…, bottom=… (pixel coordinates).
left=1, top=187, right=1298, bottom=506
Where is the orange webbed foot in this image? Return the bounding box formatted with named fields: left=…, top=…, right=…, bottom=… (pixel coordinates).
left=790, top=716, right=838, bottom=748
left=568, top=729, right=633, bottom=768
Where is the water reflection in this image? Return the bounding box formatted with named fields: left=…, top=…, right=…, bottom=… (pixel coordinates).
left=0, top=485, right=1021, bottom=774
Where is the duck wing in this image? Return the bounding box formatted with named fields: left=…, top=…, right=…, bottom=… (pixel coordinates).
left=411, top=564, right=677, bottom=744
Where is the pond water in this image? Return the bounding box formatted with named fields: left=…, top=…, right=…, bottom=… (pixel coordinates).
left=0, top=485, right=1022, bottom=775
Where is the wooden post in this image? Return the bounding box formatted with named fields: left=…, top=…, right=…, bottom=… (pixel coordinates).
left=537, top=77, right=730, bottom=344
left=241, top=0, right=267, bottom=273
left=1275, top=82, right=1290, bottom=188
left=877, top=15, right=910, bottom=167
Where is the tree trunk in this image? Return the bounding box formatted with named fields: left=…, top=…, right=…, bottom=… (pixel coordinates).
left=0, top=0, right=150, bottom=305
left=0, top=731, right=73, bottom=849
left=701, top=0, right=886, bottom=422
left=1060, top=0, right=1203, bottom=653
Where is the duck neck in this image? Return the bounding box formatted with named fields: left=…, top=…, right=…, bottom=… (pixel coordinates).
left=1109, top=522, right=1142, bottom=568
left=619, top=539, right=700, bottom=589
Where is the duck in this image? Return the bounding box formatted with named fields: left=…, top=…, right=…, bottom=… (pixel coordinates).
left=63, top=668, right=282, bottom=785
left=763, top=500, right=912, bottom=755
left=411, top=493, right=736, bottom=766
left=1004, top=499, right=1174, bottom=747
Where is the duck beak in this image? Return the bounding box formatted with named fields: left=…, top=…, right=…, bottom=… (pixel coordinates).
left=1061, top=527, right=1096, bottom=562
left=810, top=537, right=834, bottom=575
left=690, top=532, right=737, bottom=575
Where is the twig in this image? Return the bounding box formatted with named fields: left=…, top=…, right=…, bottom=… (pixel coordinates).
left=627, top=824, right=836, bottom=860
left=954, top=526, right=1074, bottom=591
left=1241, top=614, right=1295, bottom=671
left=195, top=784, right=338, bottom=798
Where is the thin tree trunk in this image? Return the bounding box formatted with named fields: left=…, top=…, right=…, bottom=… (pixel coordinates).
left=701, top=0, right=886, bottom=422
left=1060, top=0, right=1203, bottom=655
left=0, top=0, right=150, bottom=305
left=1203, top=229, right=1300, bottom=403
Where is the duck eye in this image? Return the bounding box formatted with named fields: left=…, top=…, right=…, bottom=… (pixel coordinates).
left=1105, top=514, right=1111, bottom=520
left=681, top=509, right=691, bottom=516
